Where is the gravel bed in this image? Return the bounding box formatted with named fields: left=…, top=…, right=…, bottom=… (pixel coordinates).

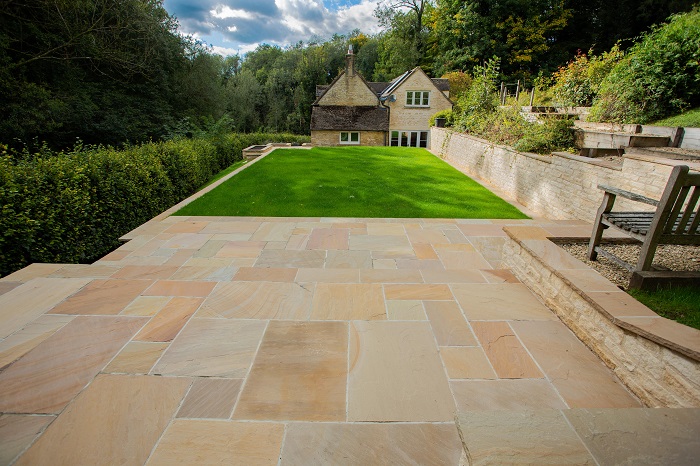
left=559, top=242, right=700, bottom=289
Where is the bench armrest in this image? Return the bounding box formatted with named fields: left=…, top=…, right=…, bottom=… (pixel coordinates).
left=597, top=185, right=659, bottom=207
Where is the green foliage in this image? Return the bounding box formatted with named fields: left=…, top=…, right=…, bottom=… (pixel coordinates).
left=0, top=132, right=308, bottom=277
left=652, top=107, right=700, bottom=128
left=176, top=147, right=528, bottom=220
left=628, top=286, right=700, bottom=330
left=589, top=9, right=700, bottom=123
left=455, top=58, right=500, bottom=132
left=429, top=110, right=455, bottom=127
left=440, top=71, right=472, bottom=100
left=550, top=45, right=623, bottom=106
left=514, top=118, right=576, bottom=154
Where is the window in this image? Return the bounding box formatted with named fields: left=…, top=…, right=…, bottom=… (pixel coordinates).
left=390, top=130, right=429, bottom=148
left=340, top=132, right=360, bottom=145
left=406, top=91, right=430, bottom=107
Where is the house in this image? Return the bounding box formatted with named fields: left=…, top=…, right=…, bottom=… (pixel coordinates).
left=310, top=47, right=452, bottom=148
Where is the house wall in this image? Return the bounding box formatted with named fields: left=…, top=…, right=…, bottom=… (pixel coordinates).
left=317, top=72, right=379, bottom=107
left=387, top=70, right=453, bottom=131
left=431, top=127, right=683, bottom=222
left=311, top=130, right=386, bottom=147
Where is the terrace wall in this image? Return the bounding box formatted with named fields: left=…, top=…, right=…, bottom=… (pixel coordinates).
left=431, top=127, right=681, bottom=222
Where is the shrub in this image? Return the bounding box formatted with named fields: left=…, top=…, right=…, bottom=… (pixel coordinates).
left=589, top=9, right=700, bottom=123
left=550, top=46, right=623, bottom=107
left=0, top=132, right=308, bottom=276
left=455, top=57, right=501, bottom=132
left=429, top=109, right=455, bottom=127
left=514, top=118, right=576, bottom=154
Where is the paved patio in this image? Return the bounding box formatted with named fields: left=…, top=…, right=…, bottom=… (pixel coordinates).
left=1, top=215, right=698, bottom=464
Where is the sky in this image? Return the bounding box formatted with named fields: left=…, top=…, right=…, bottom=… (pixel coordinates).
left=163, top=0, right=384, bottom=57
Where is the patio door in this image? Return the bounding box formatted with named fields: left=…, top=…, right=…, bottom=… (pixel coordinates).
left=390, top=131, right=429, bottom=148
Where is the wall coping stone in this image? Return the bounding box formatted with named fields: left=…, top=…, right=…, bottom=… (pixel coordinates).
left=504, top=225, right=700, bottom=362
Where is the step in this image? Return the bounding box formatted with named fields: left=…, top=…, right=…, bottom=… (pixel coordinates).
left=576, top=130, right=670, bottom=149
left=625, top=146, right=700, bottom=161
left=457, top=408, right=700, bottom=465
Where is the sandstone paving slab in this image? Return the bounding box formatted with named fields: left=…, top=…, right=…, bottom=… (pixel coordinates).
left=163, top=232, right=212, bottom=250
left=438, top=250, right=492, bottom=271
left=349, top=234, right=411, bottom=251
left=0, top=314, right=74, bottom=370
left=200, top=281, right=313, bottom=320
left=250, top=222, right=296, bottom=242
left=440, top=346, right=497, bottom=379
left=0, top=414, right=54, bottom=466
left=372, top=259, right=397, bottom=269
left=471, top=321, right=543, bottom=379
left=371, top=248, right=416, bottom=259
left=255, top=249, right=326, bottom=268
left=14, top=374, right=190, bottom=466
left=450, top=379, right=567, bottom=411
left=433, top=243, right=475, bottom=253
left=480, top=269, right=520, bottom=283
left=120, top=296, right=171, bottom=316
left=511, top=320, right=640, bottom=408
left=147, top=420, right=284, bottom=465
left=234, top=321, right=347, bottom=421
left=193, top=239, right=227, bottom=258
left=50, top=278, right=152, bottom=315
left=383, top=283, right=453, bottom=300
left=134, top=297, right=203, bottom=342
left=452, top=283, right=557, bottom=321
left=564, top=408, right=700, bottom=465
left=360, top=268, right=423, bottom=284
left=0, top=281, right=21, bottom=296
left=103, top=341, right=170, bottom=374
left=586, top=291, right=659, bottom=318
left=386, top=300, right=426, bottom=320
left=0, top=315, right=148, bottom=414
left=558, top=268, right=621, bottom=292
left=177, top=378, right=243, bottom=419
left=456, top=410, right=595, bottom=465
left=285, top=234, right=310, bottom=250
left=215, top=241, right=266, bottom=258
left=444, top=229, right=469, bottom=243
left=49, top=264, right=119, bottom=279
left=406, top=228, right=447, bottom=244
left=143, top=279, right=216, bottom=297
left=457, top=224, right=507, bottom=237
left=0, top=277, right=90, bottom=338
left=296, top=267, right=359, bottom=283
left=366, top=222, right=406, bottom=236
left=200, top=221, right=261, bottom=234
left=170, top=265, right=237, bottom=281
left=0, top=263, right=65, bottom=282
left=111, top=265, right=179, bottom=280
left=153, top=318, right=266, bottom=377
left=310, top=283, right=385, bottom=320
left=410, top=243, right=437, bottom=259
left=184, top=257, right=235, bottom=268
left=466, top=237, right=507, bottom=267
left=424, top=301, right=478, bottom=346
left=233, top=266, right=298, bottom=282
left=280, top=422, right=463, bottom=466
left=163, top=220, right=208, bottom=233
left=616, top=316, right=700, bottom=358
left=395, top=258, right=445, bottom=270
left=348, top=321, right=455, bottom=421
left=307, top=228, right=349, bottom=250
left=97, top=249, right=131, bottom=262
left=421, top=269, right=486, bottom=284
left=521, top=238, right=590, bottom=270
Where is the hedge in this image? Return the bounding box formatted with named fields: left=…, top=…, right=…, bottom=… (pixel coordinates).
left=0, top=132, right=308, bottom=277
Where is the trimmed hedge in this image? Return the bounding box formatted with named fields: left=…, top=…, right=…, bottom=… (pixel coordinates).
left=0, top=133, right=308, bottom=276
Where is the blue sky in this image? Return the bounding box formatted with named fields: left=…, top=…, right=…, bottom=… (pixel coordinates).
left=163, top=0, right=383, bottom=56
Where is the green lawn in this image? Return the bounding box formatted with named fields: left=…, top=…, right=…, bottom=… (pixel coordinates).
left=175, top=147, right=528, bottom=219
left=628, top=287, right=700, bottom=331
left=652, top=107, right=700, bottom=127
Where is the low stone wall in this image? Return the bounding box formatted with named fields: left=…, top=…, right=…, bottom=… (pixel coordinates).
left=502, top=226, right=700, bottom=408
left=431, top=127, right=678, bottom=222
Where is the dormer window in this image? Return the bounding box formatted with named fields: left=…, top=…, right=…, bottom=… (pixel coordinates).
left=406, top=91, right=430, bottom=107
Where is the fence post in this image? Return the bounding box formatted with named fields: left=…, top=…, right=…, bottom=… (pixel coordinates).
left=529, top=87, right=535, bottom=107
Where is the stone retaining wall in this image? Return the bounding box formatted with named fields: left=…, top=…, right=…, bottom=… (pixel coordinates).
left=502, top=227, right=700, bottom=408
left=431, top=127, right=678, bottom=222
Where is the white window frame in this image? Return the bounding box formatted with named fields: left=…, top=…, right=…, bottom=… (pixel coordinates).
left=406, top=90, right=430, bottom=107
left=389, top=130, right=429, bottom=148
left=339, top=131, right=360, bottom=145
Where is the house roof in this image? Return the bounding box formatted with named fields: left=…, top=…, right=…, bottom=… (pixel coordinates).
left=310, top=106, right=389, bottom=131
left=314, top=70, right=450, bottom=102
left=431, top=78, right=450, bottom=92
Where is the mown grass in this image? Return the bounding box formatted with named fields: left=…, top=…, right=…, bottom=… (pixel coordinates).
left=176, top=147, right=528, bottom=219
left=201, top=159, right=248, bottom=189
left=628, top=287, right=700, bottom=331
left=652, top=107, right=700, bottom=128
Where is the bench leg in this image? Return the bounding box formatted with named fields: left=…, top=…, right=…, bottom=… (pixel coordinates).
left=588, top=193, right=615, bottom=261
left=636, top=239, right=659, bottom=271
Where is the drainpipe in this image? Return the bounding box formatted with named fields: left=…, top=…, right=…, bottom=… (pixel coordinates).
left=379, top=94, right=396, bottom=146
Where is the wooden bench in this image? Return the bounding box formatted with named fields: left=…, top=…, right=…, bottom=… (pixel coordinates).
left=588, top=165, right=700, bottom=272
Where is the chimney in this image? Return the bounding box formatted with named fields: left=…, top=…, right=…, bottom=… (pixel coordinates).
left=346, top=44, right=355, bottom=77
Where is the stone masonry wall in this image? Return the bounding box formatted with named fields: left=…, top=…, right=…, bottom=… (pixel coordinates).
left=311, top=130, right=385, bottom=147
left=317, top=72, right=378, bottom=107
left=431, top=128, right=676, bottom=222
left=502, top=234, right=700, bottom=408
left=388, top=70, right=453, bottom=131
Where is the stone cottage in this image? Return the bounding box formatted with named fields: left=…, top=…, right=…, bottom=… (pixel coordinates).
left=310, top=47, right=452, bottom=148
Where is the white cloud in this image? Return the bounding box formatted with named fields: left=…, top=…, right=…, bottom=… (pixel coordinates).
left=211, top=6, right=254, bottom=19
left=211, top=45, right=240, bottom=56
